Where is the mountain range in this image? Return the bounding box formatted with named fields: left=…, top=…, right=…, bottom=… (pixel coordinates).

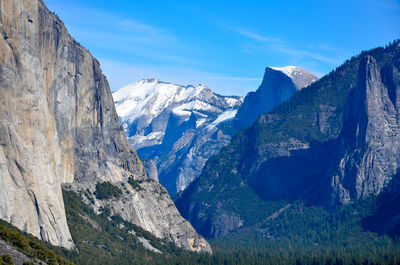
left=113, top=79, right=242, bottom=195
left=113, top=67, right=317, bottom=196
left=175, top=41, right=400, bottom=240
left=0, top=0, right=399, bottom=264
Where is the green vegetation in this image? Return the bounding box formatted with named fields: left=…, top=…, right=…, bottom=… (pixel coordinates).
left=83, top=188, right=95, bottom=204
left=128, top=177, right=143, bottom=191
left=176, top=39, right=400, bottom=235
left=172, top=40, right=400, bottom=264
left=0, top=255, right=13, bottom=265
left=59, top=189, right=193, bottom=265
left=128, top=177, right=159, bottom=192
left=94, top=181, right=122, bottom=200
left=2, top=188, right=400, bottom=265
left=60, top=187, right=400, bottom=264
left=2, top=40, right=400, bottom=265
left=209, top=198, right=400, bottom=265
left=0, top=220, right=74, bottom=265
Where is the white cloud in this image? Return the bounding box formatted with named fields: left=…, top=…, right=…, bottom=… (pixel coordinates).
left=225, top=26, right=281, bottom=43
left=272, top=46, right=341, bottom=65
left=235, top=28, right=281, bottom=43
left=226, top=24, right=346, bottom=68
left=117, top=19, right=163, bottom=33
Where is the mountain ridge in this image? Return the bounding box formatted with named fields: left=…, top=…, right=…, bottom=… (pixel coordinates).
left=233, top=66, right=318, bottom=130
left=113, top=79, right=243, bottom=195
left=114, top=66, right=317, bottom=196
left=175, top=40, right=400, bottom=239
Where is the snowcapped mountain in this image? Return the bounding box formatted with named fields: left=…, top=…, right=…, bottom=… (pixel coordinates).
left=269, top=66, right=318, bottom=89
left=113, top=78, right=243, bottom=195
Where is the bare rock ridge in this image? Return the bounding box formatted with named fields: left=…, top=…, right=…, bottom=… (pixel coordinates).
left=233, top=66, right=318, bottom=129
left=175, top=42, right=400, bottom=239
left=113, top=79, right=243, bottom=195
left=113, top=68, right=316, bottom=196
left=270, top=66, right=318, bottom=90
left=0, top=239, right=36, bottom=265
left=0, top=0, right=211, bottom=253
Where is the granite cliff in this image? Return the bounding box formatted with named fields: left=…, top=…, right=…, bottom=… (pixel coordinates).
left=234, top=66, right=318, bottom=130
left=175, top=41, right=400, bottom=239
left=0, top=0, right=210, bottom=253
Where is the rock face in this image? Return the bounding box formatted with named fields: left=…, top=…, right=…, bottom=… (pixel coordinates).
left=66, top=180, right=211, bottom=253
left=0, top=239, right=36, bottom=265
left=329, top=55, right=400, bottom=204
left=234, top=66, right=318, bottom=129
left=142, top=159, right=159, bottom=182
left=0, top=0, right=211, bottom=253
left=113, top=79, right=243, bottom=195
left=175, top=42, right=400, bottom=239
left=270, top=66, right=318, bottom=90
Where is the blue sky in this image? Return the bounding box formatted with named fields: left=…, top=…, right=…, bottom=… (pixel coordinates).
left=44, top=0, right=400, bottom=96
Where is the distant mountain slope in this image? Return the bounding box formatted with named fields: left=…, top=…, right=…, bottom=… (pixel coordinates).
left=233, top=66, right=318, bottom=129
left=175, top=41, right=400, bottom=239
left=113, top=79, right=243, bottom=195
left=114, top=68, right=317, bottom=196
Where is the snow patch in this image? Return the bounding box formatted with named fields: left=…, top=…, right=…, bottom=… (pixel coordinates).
left=224, top=97, right=243, bottom=108
left=128, top=131, right=163, bottom=150
left=113, top=79, right=223, bottom=126
left=206, top=109, right=237, bottom=130
left=196, top=118, right=207, bottom=128
left=172, top=100, right=219, bottom=117
left=113, top=78, right=243, bottom=150
left=270, top=66, right=299, bottom=79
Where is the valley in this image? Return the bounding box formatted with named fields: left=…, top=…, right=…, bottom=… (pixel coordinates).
left=0, top=0, right=399, bottom=264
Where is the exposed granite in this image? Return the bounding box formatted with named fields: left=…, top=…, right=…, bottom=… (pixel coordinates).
left=176, top=43, right=400, bottom=238
left=0, top=0, right=211, bottom=253
left=0, top=239, right=38, bottom=265
left=234, top=67, right=317, bottom=130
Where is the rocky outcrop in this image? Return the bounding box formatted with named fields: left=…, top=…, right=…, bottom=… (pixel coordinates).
left=176, top=42, right=400, bottom=238
left=113, top=79, right=242, bottom=195
left=0, top=239, right=36, bottom=265
left=142, top=159, right=159, bottom=182
left=329, top=55, right=400, bottom=204
left=270, top=66, right=318, bottom=90
left=234, top=66, right=317, bottom=130
left=66, top=180, right=211, bottom=253
left=0, top=0, right=211, bottom=253
left=0, top=0, right=77, bottom=249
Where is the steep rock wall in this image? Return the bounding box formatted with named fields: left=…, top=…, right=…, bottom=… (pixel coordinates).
left=0, top=0, right=211, bottom=253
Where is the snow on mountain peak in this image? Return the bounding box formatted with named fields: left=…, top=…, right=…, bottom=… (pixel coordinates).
left=112, top=79, right=243, bottom=140
left=270, top=66, right=299, bottom=79
left=269, top=66, right=319, bottom=89
left=113, top=79, right=198, bottom=122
